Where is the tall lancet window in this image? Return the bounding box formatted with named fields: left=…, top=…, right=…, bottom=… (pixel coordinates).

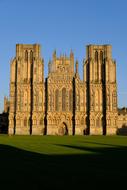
left=100, top=51, right=103, bottom=81
left=100, top=51, right=103, bottom=64
left=55, top=89, right=59, bottom=111
left=25, top=50, right=28, bottom=79
left=95, top=51, right=99, bottom=81
left=30, top=51, right=33, bottom=80
left=30, top=50, right=33, bottom=63
left=25, top=50, right=28, bottom=62
left=95, top=51, right=98, bottom=62
left=62, top=88, right=66, bottom=111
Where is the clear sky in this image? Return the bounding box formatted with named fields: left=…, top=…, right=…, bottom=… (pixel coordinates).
left=0, top=0, right=127, bottom=112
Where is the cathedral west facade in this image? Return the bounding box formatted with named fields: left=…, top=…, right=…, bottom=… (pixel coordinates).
left=9, top=44, right=119, bottom=135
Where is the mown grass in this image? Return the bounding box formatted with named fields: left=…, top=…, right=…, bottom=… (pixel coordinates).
left=0, top=135, right=127, bottom=189
left=1, top=135, right=127, bottom=154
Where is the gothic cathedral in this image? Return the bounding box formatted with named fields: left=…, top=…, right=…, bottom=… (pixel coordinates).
left=9, top=44, right=118, bottom=135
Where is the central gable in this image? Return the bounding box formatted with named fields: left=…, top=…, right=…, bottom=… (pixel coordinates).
left=48, top=50, right=74, bottom=74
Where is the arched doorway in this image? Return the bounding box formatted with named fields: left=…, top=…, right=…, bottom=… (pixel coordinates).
left=58, top=122, right=68, bottom=136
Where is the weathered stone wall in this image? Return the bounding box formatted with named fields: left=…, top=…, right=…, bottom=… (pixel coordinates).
left=8, top=44, right=121, bottom=135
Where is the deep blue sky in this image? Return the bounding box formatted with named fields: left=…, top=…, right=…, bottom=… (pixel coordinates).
left=0, top=0, right=127, bottom=112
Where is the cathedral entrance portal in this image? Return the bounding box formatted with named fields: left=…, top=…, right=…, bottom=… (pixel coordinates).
left=58, top=122, right=68, bottom=136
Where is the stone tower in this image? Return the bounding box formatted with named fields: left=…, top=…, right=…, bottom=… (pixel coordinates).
left=84, top=45, right=117, bottom=135
left=9, top=44, right=45, bottom=135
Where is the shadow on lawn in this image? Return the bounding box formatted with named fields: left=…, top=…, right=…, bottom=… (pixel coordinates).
left=0, top=144, right=127, bottom=189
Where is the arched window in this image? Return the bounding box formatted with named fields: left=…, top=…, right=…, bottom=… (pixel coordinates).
left=95, top=51, right=99, bottom=80
left=62, top=88, right=66, bottom=111
left=101, top=60, right=105, bottom=82
left=25, top=50, right=28, bottom=62
left=69, top=90, right=72, bottom=111
left=25, top=50, right=28, bottom=79
left=30, top=50, right=33, bottom=63
left=55, top=89, right=59, bottom=111
left=97, top=59, right=99, bottom=81
left=100, top=51, right=103, bottom=64
left=24, top=117, right=27, bottom=127
left=95, top=51, right=98, bottom=62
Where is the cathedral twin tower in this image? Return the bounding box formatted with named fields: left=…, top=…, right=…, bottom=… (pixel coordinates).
left=9, top=44, right=117, bottom=135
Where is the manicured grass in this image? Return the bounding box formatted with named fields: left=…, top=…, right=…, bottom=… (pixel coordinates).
left=0, top=135, right=127, bottom=189
left=0, top=135, right=127, bottom=154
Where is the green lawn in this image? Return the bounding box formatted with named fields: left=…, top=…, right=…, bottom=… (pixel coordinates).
left=0, top=135, right=127, bottom=189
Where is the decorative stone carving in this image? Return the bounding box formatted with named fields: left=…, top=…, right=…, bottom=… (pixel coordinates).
left=9, top=44, right=119, bottom=136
